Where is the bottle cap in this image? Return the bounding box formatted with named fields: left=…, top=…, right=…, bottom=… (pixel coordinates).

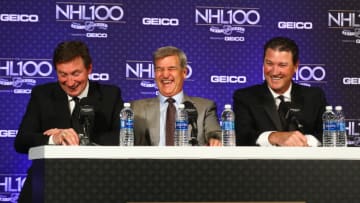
left=124, top=103, right=131, bottom=108
left=325, top=105, right=332, bottom=111
left=335, top=106, right=342, bottom=111
left=224, top=104, right=231, bottom=109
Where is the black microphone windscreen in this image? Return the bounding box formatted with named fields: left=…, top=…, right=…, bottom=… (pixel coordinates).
left=79, top=105, right=95, bottom=124
left=183, top=101, right=198, bottom=122
left=79, top=97, right=91, bottom=106
left=286, top=102, right=303, bottom=133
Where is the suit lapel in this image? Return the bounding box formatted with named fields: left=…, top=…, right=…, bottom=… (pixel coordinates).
left=51, top=83, right=72, bottom=128
left=290, top=84, right=304, bottom=126
left=83, top=82, right=102, bottom=108
left=182, top=94, right=192, bottom=104
left=261, top=84, right=283, bottom=131
left=147, top=98, right=160, bottom=145
left=291, top=84, right=304, bottom=111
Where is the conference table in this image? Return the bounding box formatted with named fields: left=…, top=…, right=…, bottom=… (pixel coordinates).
left=29, top=146, right=360, bottom=203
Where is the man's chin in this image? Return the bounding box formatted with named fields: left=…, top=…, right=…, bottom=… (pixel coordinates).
left=159, top=90, right=177, bottom=97
left=65, top=90, right=80, bottom=97
left=268, top=84, right=283, bottom=92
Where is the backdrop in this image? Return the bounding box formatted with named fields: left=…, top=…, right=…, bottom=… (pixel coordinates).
left=1, top=0, right=359, bottom=202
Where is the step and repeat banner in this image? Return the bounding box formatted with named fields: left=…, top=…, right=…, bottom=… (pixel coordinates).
left=0, top=0, right=359, bottom=201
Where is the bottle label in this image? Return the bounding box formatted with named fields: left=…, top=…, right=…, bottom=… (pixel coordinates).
left=324, top=121, right=337, bottom=130
left=176, top=120, right=188, bottom=130
left=222, top=121, right=234, bottom=130
left=338, top=122, right=346, bottom=131
left=121, top=119, right=133, bottom=129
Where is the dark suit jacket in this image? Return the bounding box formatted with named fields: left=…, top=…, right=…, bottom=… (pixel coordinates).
left=233, top=82, right=327, bottom=146
left=15, top=81, right=123, bottom=153
left=131, top=95, right=221, bottom=146
left=14, top=81, right=123, bottom=203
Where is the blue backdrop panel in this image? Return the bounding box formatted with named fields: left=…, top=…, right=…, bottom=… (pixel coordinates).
left=0, top=0, right=359, bottom=202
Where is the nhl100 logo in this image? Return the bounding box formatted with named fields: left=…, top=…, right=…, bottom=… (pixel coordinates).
left=262, top=65, right=326, bottom=83
left=56, top=3, right=124, bottom=21
left=0, top=60, right=53, bottom=77
left=195, top=7, right=260, bottom=25
left=125, top=61, right=193, bottom=79
left=293, top=65, right=326, bottom=82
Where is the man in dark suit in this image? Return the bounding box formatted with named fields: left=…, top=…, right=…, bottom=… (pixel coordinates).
left=14, top=41, right=123, bottom=202
left=131, top=46, right=221, bottom=146
left=233, top=37, right=327, bottom=146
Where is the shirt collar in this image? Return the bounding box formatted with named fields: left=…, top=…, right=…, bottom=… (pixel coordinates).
left=267, top=82, right=292, bottom=101
left=158, top=91, right=184, bottom=106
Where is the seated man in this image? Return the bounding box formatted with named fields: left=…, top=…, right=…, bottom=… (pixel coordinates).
left=131, top=46, right=221, bottom=146
left=14, top=40, right=123, bottom=202
left=233, top=36, right=327, bottom=146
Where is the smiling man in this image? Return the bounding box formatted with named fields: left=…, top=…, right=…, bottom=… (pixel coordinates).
left=131, top=46, right=221, bottom=146
left=14, top=40, right=123, bottom=202
left=233, top=37, right=327, bottom=146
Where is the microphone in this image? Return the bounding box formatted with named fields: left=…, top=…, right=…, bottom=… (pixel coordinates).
left=284, top=102, right=304, bottom=133
left=78, top=104, right=95, bottom=145
left=183, top=101, right=199, bottom=146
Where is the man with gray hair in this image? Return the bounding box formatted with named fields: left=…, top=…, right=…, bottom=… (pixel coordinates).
left=131, top=46, right=221, bottom=146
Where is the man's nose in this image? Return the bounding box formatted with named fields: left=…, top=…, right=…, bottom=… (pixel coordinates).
left=66, top=76, right=75, bottom=86
left=162, top=69, right=170, bottom=77
left=272, top=66, right=281, bottom=75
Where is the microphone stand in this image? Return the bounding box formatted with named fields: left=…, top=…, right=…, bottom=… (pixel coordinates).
left=189, top=121, right=199, bottom=146
left=183, top=101, right=199, bottom=146
left=80, top=118, right=91, bottom=145
left=285, top=104, right=304, bottom=134
left=290, top=115, right=304, bottom=134
left=78, top=104, right=95, bottom=146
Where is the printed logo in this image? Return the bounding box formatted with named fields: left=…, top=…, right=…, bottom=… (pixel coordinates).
left=262, top=64, right=327, bottom=86
left=0, top=58, right=55, bottom=94
left=0, top=130, right=17, bottom=138
left=89, top=73, right=110, bottom=81
left=343, top=77, right=360, bottom=85
left=210, top=75, right=247, bottom=84
left=0, top=174, right=26, bottom=203
left=142, top=17, right=179, bottom=26
left=328, top=10, right=360, bottom=44
left=346, top=119, right=360, bottom=146
left=56, top=2, right=125, bottom=38
left=195, top=6, right=261, bottom=42
left=0, top=14, right=39, bottom=23
left=278, top=21, right=313, bottom=30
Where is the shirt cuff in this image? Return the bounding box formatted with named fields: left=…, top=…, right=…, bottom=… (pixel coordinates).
left=256, top=132, right=321, bottom=147
left=256, top=131, right=276, bottom=147
left=48, top=135, right=56, bottom=145
left=305, top=135, right=321, bottom=147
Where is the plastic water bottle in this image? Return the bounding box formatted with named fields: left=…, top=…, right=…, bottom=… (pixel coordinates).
left=322, top=106, right=336, bottom=147
left=335, top=106, right=347, bottom=147
left=174, top=104, right=189, bottom=146
left=221, top=104, right=236, bottom=146
left=119, top=103, right=134, bottom=146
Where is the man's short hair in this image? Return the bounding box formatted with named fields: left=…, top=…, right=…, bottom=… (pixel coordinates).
left=53, top=40, right=92, bottom=69
left=264, top=36, right=299, bottom=65
left=153, top=46, right=187, bottom=68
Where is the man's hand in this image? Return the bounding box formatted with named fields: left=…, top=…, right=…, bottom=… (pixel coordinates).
left=208, top=138, right=222, bottom=146
left=268, top=131, right=308, bottom=146
left=44, top=128, right=80, bottom=145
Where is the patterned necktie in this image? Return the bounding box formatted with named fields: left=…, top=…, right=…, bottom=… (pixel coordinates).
left=71, top=97, right=82, bottom=133
left=278, top=95, right=288, bottom=130
left=166, top=98, right=176, bottom=146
